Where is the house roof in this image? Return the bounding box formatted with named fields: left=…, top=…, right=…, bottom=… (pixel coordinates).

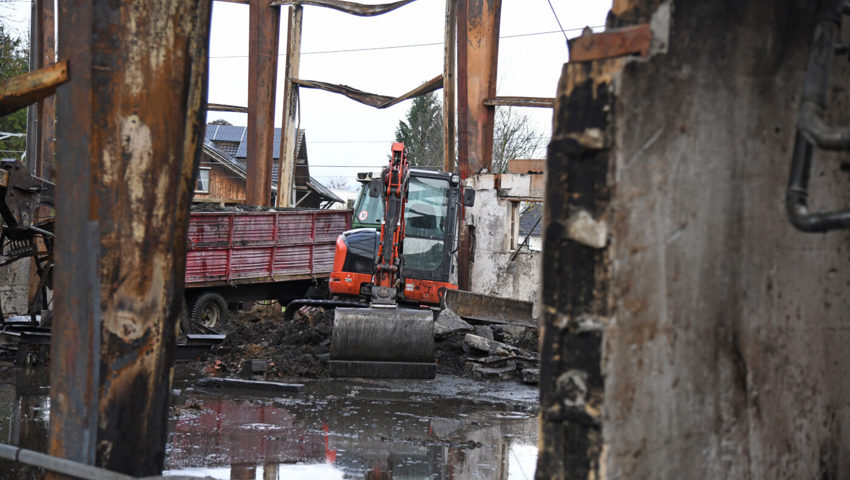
left=519, top=202, right=543, bottom=237
left=204, top=125, right=306, bottom=161
left=201, top=125, right=341, bottom=205
left=202, top=142, right=246, bottom=178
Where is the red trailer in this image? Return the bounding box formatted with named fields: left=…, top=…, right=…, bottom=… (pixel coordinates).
left=184, top=209, right=351, bottom=330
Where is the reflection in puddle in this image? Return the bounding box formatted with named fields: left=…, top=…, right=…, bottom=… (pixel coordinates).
left=0, top=368, right=537, bottom=479
left=166, top=379, right=538, bottom=479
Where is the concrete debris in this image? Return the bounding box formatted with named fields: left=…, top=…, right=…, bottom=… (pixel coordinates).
left=468, top=363, right=517, bottom=381
left=435, top=308, right=474, bottom=337
left=473, top=325, right=494, bottom=341
left=464, top=333, right=534, bottom=359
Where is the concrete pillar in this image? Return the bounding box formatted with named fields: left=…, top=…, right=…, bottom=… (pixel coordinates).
left=538, top=1, right=850, bottom=478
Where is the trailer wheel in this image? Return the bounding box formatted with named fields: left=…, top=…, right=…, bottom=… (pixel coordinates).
left=191, top=292, right=228, bottom=331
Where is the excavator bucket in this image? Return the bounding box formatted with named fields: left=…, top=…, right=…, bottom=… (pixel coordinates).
left=329, top=307, right=435, bottom=379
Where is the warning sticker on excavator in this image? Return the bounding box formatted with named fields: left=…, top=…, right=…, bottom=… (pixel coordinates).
left=358, top=210, right=368, bottom=221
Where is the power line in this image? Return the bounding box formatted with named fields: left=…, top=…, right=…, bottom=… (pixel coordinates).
left=209, top=25, right=604, bottom=59
left=545, top=0, right=570, bottom=47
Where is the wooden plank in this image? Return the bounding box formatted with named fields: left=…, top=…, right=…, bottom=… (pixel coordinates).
left=569, top=23, right=651, bottom=62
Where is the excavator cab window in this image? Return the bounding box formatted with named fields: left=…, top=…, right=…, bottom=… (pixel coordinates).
left=352, top=181, right=383, bottom=229
left=404, top=176, right=449, bottom=273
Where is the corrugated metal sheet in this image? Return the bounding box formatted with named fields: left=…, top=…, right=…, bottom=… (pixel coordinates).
left=185, top=209, right=351, bottom=285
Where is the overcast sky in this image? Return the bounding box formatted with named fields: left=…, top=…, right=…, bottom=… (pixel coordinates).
left=1, top=1, right=612, bottom=187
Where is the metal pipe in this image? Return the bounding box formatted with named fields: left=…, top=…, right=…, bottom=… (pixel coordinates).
left=786, top=0, right=850, bottom=232
left=0, top=442, right=134, bottom=480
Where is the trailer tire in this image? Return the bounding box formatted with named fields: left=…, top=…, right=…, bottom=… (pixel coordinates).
left=191, top=292, right=228, bottom=331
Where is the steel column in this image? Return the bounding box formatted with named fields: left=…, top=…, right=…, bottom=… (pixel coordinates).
left=456, top=0, right=501, bottom=178
left=456, top=0, right=501, bottom=290
left=36, top=0, right=56, bottom=180
left=277, top=5, right=303, bottom=208
left=246, top=0, right=281, bottom=207
left=50, top=2, right=212, bottom=476
left=443, top=0, right=457, bottom=173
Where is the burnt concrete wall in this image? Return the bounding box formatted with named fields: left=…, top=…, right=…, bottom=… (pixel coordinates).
left=539, top=1, right=850, bottom=478
left=465, top=173, right=541, bottom=312
left=0, top=261, right=31, bottom=315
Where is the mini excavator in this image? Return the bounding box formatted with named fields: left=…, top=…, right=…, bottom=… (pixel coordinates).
left=289, top=142, right=474, bottom=378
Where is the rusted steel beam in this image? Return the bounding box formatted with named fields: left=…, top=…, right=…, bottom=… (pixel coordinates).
left=568, top=23, right=651, bottom=62
left=208, top=103, right=248, bottom=113
left=483, top=96, right=555, bottom=108
left=246, top=0, right=281, bottom=207
left=270, top=0, right=416, bottom=16
left=293, top=75, right=442, bottom=109
left=443, top=0, right=457, bottom=172
left=456, top=0, right=501, bottom=291
left=0, top=62, right=68, bottom=117
left=50, top=2, right=212, bottom=477
left=456, top=0, right=501, bottom=179
left=277, top=5, right=303, bottom=208
left=36, top=0, right=56, bottom=180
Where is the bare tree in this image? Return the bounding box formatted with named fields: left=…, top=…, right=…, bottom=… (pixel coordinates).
left=325, top=176, right=352, bottom=191
left=492, top=106, right=544, bottom=173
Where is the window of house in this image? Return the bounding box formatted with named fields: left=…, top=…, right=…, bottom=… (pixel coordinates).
left=509, top=200, right=543, bottom=252
left=195, top=167, right=210, bottom=193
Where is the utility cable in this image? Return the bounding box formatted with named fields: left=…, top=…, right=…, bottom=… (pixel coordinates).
left=209, top=26, right=604, bottom=59
left=545, top=0, right=570, bottom=47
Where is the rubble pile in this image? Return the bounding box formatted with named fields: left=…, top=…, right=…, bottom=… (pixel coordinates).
left=434, top=310, right=539, bottom=384
left=204, top=304, right=539, bottom=384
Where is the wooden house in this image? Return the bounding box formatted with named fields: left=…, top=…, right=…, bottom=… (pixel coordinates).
left=195, top=126, right=342, bottom=208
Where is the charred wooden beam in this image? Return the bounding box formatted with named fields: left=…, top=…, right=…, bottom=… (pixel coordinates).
left=483, top=96, right=555, bottom=108
left=49, top=1, right=212, bottom=476
left=277, top=5, right=303, bottom=208
left=246, top=0, right=281, bottom=207
left=568, top=23, right=651, bottom=62
left=270, top=0, right=416, bottom=16
left=535, top=58, right=620, bottom=480
left=0, top=62, right=68, bottom=117
left=207, top=103, right=248, bottom=113
left=293, top=75, right=442, bottom=109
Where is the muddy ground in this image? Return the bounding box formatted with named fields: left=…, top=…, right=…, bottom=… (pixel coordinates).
left=202, top=304, right=537, bottom=382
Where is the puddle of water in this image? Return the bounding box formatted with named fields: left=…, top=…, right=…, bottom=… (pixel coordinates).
left=0, top=366, right=538, bottom=479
